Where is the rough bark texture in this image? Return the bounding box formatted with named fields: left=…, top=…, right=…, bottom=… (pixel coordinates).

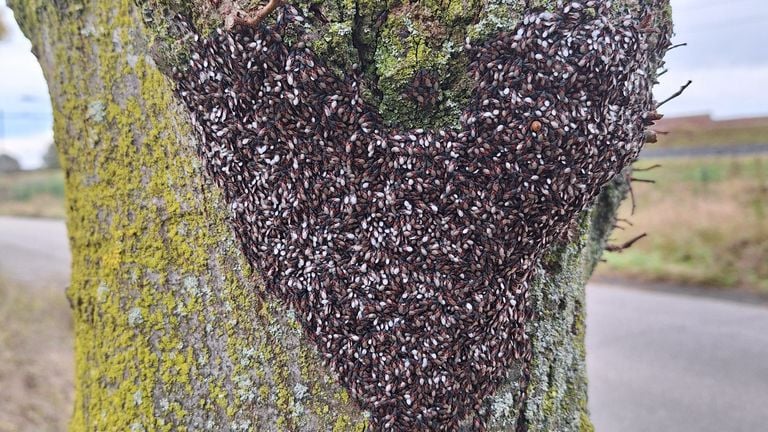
left=9, top=0, right=669, bottom=430
left=0, top=9, right=7, bottom=39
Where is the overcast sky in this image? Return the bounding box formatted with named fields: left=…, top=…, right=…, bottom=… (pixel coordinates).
left=0, top=0, right=767, bottom=167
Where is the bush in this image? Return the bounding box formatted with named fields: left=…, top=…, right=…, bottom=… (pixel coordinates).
left=43, top=143, right=61, bottom=169
left=0, top=154, right=21, bottom=173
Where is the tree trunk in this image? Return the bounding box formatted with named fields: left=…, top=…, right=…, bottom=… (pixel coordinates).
left=9, top=1, right=671, bottom=430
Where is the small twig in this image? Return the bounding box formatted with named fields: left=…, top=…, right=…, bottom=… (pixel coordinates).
left=617, top=218, right=634, bottom=227
left=613, top=218, right=631, bottom=230
left=631, top=177, right=656, bottom=184
left=234, top=0, right=284, bottom=27
left=633, top=164, right=662, bottom=172
left=666, top=42, right=688, bottom=52
left=606, top=233, right=648, bottom=252
left=656, top=68, right=668, bottom=78
left=613, top=219, right=631, bottom=230
left=627, top=178, right=637, bottom=216
left=657, top=80, right=692, bottom=108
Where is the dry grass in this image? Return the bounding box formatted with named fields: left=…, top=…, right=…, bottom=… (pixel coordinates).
left=0, top=170, right=65, bottom=219
left=0, top=277, right=74, bottom=432
left=598, top=155, right=768, bottom=293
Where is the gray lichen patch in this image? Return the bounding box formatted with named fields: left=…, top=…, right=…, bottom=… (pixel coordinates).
left=486, top=175, right=631, bottom=431
left=520, top=237, right=594, bottom=432
left=128, top=307, right=145, bottom=326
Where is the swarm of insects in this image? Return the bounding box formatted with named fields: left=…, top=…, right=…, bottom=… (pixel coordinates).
left=404, top=69, right=441, bottom=110
left=174, top=1, right=669, bottom=429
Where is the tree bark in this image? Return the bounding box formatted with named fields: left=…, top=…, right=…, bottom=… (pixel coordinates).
left=0, top=9, right=7, bottom=39
left=9, top=0, right=671, bottom=430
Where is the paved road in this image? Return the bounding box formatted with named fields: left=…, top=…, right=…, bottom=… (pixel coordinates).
left=640, top=142, right=768, bottom=159
left=0, top=216, right=71, bottom=286
left=1, top=217, right=767, bottom=430
left=587, top=283, right=768, bottom=432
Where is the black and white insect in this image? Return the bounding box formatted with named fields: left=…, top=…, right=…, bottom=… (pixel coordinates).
left=174, top=1, right=669, bottom=430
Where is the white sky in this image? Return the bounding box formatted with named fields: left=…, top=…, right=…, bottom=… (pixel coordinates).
left=0, top=0, right=767, bottom=167
left=654, top=0, right=768, bottom=119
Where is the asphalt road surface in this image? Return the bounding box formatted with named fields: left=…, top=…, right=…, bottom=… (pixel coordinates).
left=587, top=283, right=768, bottom=432
left=0, top=216, right=70, bottom=286
left=1, top=216, right=766, bottom=430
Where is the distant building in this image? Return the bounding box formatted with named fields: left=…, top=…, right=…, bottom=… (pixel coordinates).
left=655, top=114, right=768, bottom=132
left=651, top=114, right=768, bottom=147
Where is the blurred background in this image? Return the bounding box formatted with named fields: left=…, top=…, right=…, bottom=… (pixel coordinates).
left=0, top=0, right=766, bottom=431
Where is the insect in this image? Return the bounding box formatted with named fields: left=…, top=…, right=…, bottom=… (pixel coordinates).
left=174, top=2, right=669, bottom=430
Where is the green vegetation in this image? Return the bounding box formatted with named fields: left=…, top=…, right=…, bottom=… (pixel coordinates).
left=0, top=169, right=66, bottom=218
left=43, top=143, right=62, bottom=169
left=598, top=155, right=768, bottom=293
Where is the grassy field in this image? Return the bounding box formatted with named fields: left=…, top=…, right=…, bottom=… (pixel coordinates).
left=0, top=276, right=73, bottom=432
left=0, top=170, right=65, bottom=219
left=598, top=155, right=768, bottom=293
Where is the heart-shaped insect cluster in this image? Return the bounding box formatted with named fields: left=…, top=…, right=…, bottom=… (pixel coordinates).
left=175, top=3, right=666, bottom=430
